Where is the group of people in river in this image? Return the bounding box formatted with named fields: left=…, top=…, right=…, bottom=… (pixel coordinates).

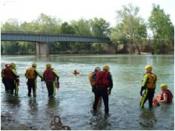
left=1, top=63, right=173, bottom=115
left=139, top=65, right=173, bottom=109
left=1, top=63, right=59, bottom=98
left=88, top=64, right=173, bottom=114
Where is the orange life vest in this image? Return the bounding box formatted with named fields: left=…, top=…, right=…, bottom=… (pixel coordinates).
left=88, top=72, right=96, bottom=86
left=145, top=73, right=156, bottom=89
left=25, top=67, right=36, bottom=79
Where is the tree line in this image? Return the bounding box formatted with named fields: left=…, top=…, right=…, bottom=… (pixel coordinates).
left=1, top=4, right=174, bottom=55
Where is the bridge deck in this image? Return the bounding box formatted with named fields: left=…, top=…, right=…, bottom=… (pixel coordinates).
left=1, top=32, right=110, bottom=43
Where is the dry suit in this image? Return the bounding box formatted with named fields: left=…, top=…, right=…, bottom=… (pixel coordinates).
left=25, top=67, right=43, bottom=97
left=1, top=65, right=10, bottom=92
left=89, top=71, right=101, bottom=109
left=140, top=72, right=157, bottom=109
left=43, top=69, right=59, bottom=98
left=2, top=66, right=19, bottom=95
left=93, top=71, right=113, bottom=114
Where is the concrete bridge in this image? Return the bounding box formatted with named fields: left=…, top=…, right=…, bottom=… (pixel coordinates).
left=1, top=32, right=110, bottom=56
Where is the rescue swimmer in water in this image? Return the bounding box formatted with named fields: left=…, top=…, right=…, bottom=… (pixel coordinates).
left=140, top=65, right=157, bottom=109
left=1, top=64, right=11, bottom=93
left=1, top=63, right=19, bottom=96
left=25, top=63, right=43, bottom=97
left=152, top=83, right=173, bottom=107
left=89, top=65, right=113, bottom=115
left=73, top=70, right=80, bottom=76
left=43, top=64, right=60, bottom=98
left=88, top=67, right=102, bottom=110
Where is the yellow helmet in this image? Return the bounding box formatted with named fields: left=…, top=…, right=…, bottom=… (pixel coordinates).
left=103, top=64, right=110, bottom=71
left=32, top=63, right=37, bottom=68
left=160, top=83, right=168, bottom=90
left=144, top=65, right=152, bottom=71
left=46, top=64, right=51, bottom=69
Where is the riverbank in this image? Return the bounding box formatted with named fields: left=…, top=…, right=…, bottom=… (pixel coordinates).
left=1, top=51, right=174, bottom=56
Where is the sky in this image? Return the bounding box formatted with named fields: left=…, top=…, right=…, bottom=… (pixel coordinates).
left=0, top=0, right=174, bottom=27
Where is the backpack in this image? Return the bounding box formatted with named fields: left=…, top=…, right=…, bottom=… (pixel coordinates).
left=25, top=67, right=36, bottom=79
left=95, top=71, right=110, bottom=88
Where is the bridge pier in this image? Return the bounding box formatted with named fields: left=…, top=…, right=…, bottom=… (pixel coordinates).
left=36, top=42, right=49, bottom=56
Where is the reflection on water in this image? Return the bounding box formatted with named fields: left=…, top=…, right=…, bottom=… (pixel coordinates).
left=159, top=103, right=173, bottom=112
left=28, top=98, right=38, bottom=112
left=89, top=110, right=111, bottom=130
left=139, top=109, right=157, bottom=129
left=3, top=94, right=21, bottom=107
left=47, top=97, right=57, bottom=108
left=1, top=55, right=174, bottom=130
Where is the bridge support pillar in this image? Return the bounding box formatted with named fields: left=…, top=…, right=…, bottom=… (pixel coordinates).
left=36, top=42, right=49, bottom=56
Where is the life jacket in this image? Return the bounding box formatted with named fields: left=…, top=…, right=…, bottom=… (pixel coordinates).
left=145, top=73, right=156, bottom=89
left=152, top=94, right=161, bottom=107
left=43, top=69, right=56, bottom=82
left=152, top=98, right=159, bottom=107
left=95, top=71, right=110, bottom=88
left=160, top=89, right=173, bottom=103
left=88, top=72, right=96, bottom=86
left=25, top=67, right=36, bottom=79
left=3, top=67, right=14, bottom=80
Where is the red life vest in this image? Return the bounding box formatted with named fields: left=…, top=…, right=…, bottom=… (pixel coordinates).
left=95, top=71, right=110, bottom=88
left=43, top=69, right=55, bottom=82
left=160, top=89, right=173, bottom=103
left=3, top=67, right=14, bottom=80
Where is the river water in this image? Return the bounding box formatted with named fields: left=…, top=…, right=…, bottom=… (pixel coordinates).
left=1, top=55, right=174, bottom=130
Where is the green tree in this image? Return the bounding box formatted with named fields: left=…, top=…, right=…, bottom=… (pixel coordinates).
left=70, top=19, right=93, bottom=53
left=60, top=22, right=75, bottom=34
left=35, top=13, right=62, bottom=34
left=111, top=4, right=147, bottom=54
left=59, top=22, right=76, bottom=51
left=1, top=19, right=20, bottom=32
left=90, top=17, right=110, bottom=37
left=71, top=19, right=92, bottom=36
left=148, top=4, right=174, bottom=54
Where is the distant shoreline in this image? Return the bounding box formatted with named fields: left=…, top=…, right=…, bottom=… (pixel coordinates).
left=1, top=52, right=174, bottom=56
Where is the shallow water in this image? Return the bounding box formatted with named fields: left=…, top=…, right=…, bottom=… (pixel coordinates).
left=1, top=55, right=174, bottom=130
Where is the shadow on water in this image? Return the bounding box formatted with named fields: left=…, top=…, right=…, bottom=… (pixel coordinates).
left=138, top=109, right=157, bottom=129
